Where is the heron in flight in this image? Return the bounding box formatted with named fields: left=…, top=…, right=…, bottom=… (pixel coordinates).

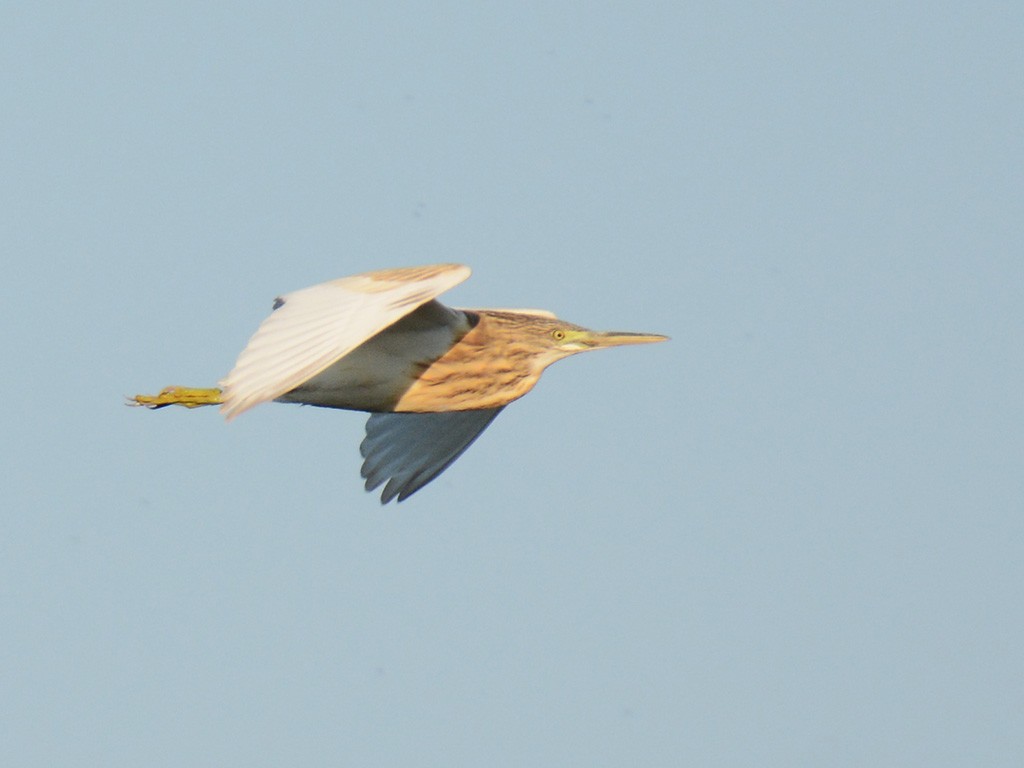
left=132, top=264, right=667, bottom=502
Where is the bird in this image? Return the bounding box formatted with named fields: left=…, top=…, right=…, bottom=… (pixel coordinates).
left=132, top=264, right=667, bottom=503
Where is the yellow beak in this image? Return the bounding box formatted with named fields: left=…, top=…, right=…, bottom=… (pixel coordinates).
left=584, top=331, right=670, bottom=349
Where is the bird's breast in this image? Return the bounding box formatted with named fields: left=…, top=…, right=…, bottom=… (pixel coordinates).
left=393, top=319, right=542, bottom=411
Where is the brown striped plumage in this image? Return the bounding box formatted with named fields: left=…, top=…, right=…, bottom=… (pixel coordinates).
left=394, top=311, right=586, bottom=411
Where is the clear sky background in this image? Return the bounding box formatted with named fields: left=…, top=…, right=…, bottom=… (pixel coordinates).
left=2, top=3, right=1022, bottom=766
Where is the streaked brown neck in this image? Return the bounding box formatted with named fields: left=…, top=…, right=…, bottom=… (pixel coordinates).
left=393, top=310, right=559, bottom=412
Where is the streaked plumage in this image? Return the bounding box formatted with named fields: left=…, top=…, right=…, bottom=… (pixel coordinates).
left=133, top=264, right=667, bottom=502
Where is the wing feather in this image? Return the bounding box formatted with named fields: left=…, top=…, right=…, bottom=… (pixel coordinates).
left=219, top=264, right=471, bottom=420
left=360, top=408, right=504, bottom=503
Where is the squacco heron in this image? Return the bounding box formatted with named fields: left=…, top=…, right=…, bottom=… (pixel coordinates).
left=132, top=264, right=667, bottom=502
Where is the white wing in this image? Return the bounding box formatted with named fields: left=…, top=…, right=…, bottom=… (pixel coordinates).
left=360, top=408, right=504, bottom=503
left=219, top=264, right=471, bottom=420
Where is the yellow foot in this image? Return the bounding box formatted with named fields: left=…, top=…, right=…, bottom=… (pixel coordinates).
left=128, top=386, right=223, bottom=409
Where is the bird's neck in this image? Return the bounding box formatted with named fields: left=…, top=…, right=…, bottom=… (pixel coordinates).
left=393, top=312, right=546, bottom=412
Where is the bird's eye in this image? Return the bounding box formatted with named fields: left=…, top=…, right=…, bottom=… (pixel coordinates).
left=551, top=329, right=566, bottom=341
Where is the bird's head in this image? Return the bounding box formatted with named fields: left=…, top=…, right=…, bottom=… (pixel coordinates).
left=482, top=310, right=668, bottom=371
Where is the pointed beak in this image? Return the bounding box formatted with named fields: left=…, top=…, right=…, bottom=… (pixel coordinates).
left=584, top=330, right=669, bottom=349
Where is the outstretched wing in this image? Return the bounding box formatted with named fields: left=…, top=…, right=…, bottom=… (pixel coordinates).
left=219, top=264, right=471, bottom=420
left=360, top=408, right=504, bottom=503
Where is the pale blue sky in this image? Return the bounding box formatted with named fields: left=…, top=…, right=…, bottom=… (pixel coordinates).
left=2, top=3, right=1022, bottom=766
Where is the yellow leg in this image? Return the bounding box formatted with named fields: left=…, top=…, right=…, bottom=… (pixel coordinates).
left=129, top=386, right=223, bottom=409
